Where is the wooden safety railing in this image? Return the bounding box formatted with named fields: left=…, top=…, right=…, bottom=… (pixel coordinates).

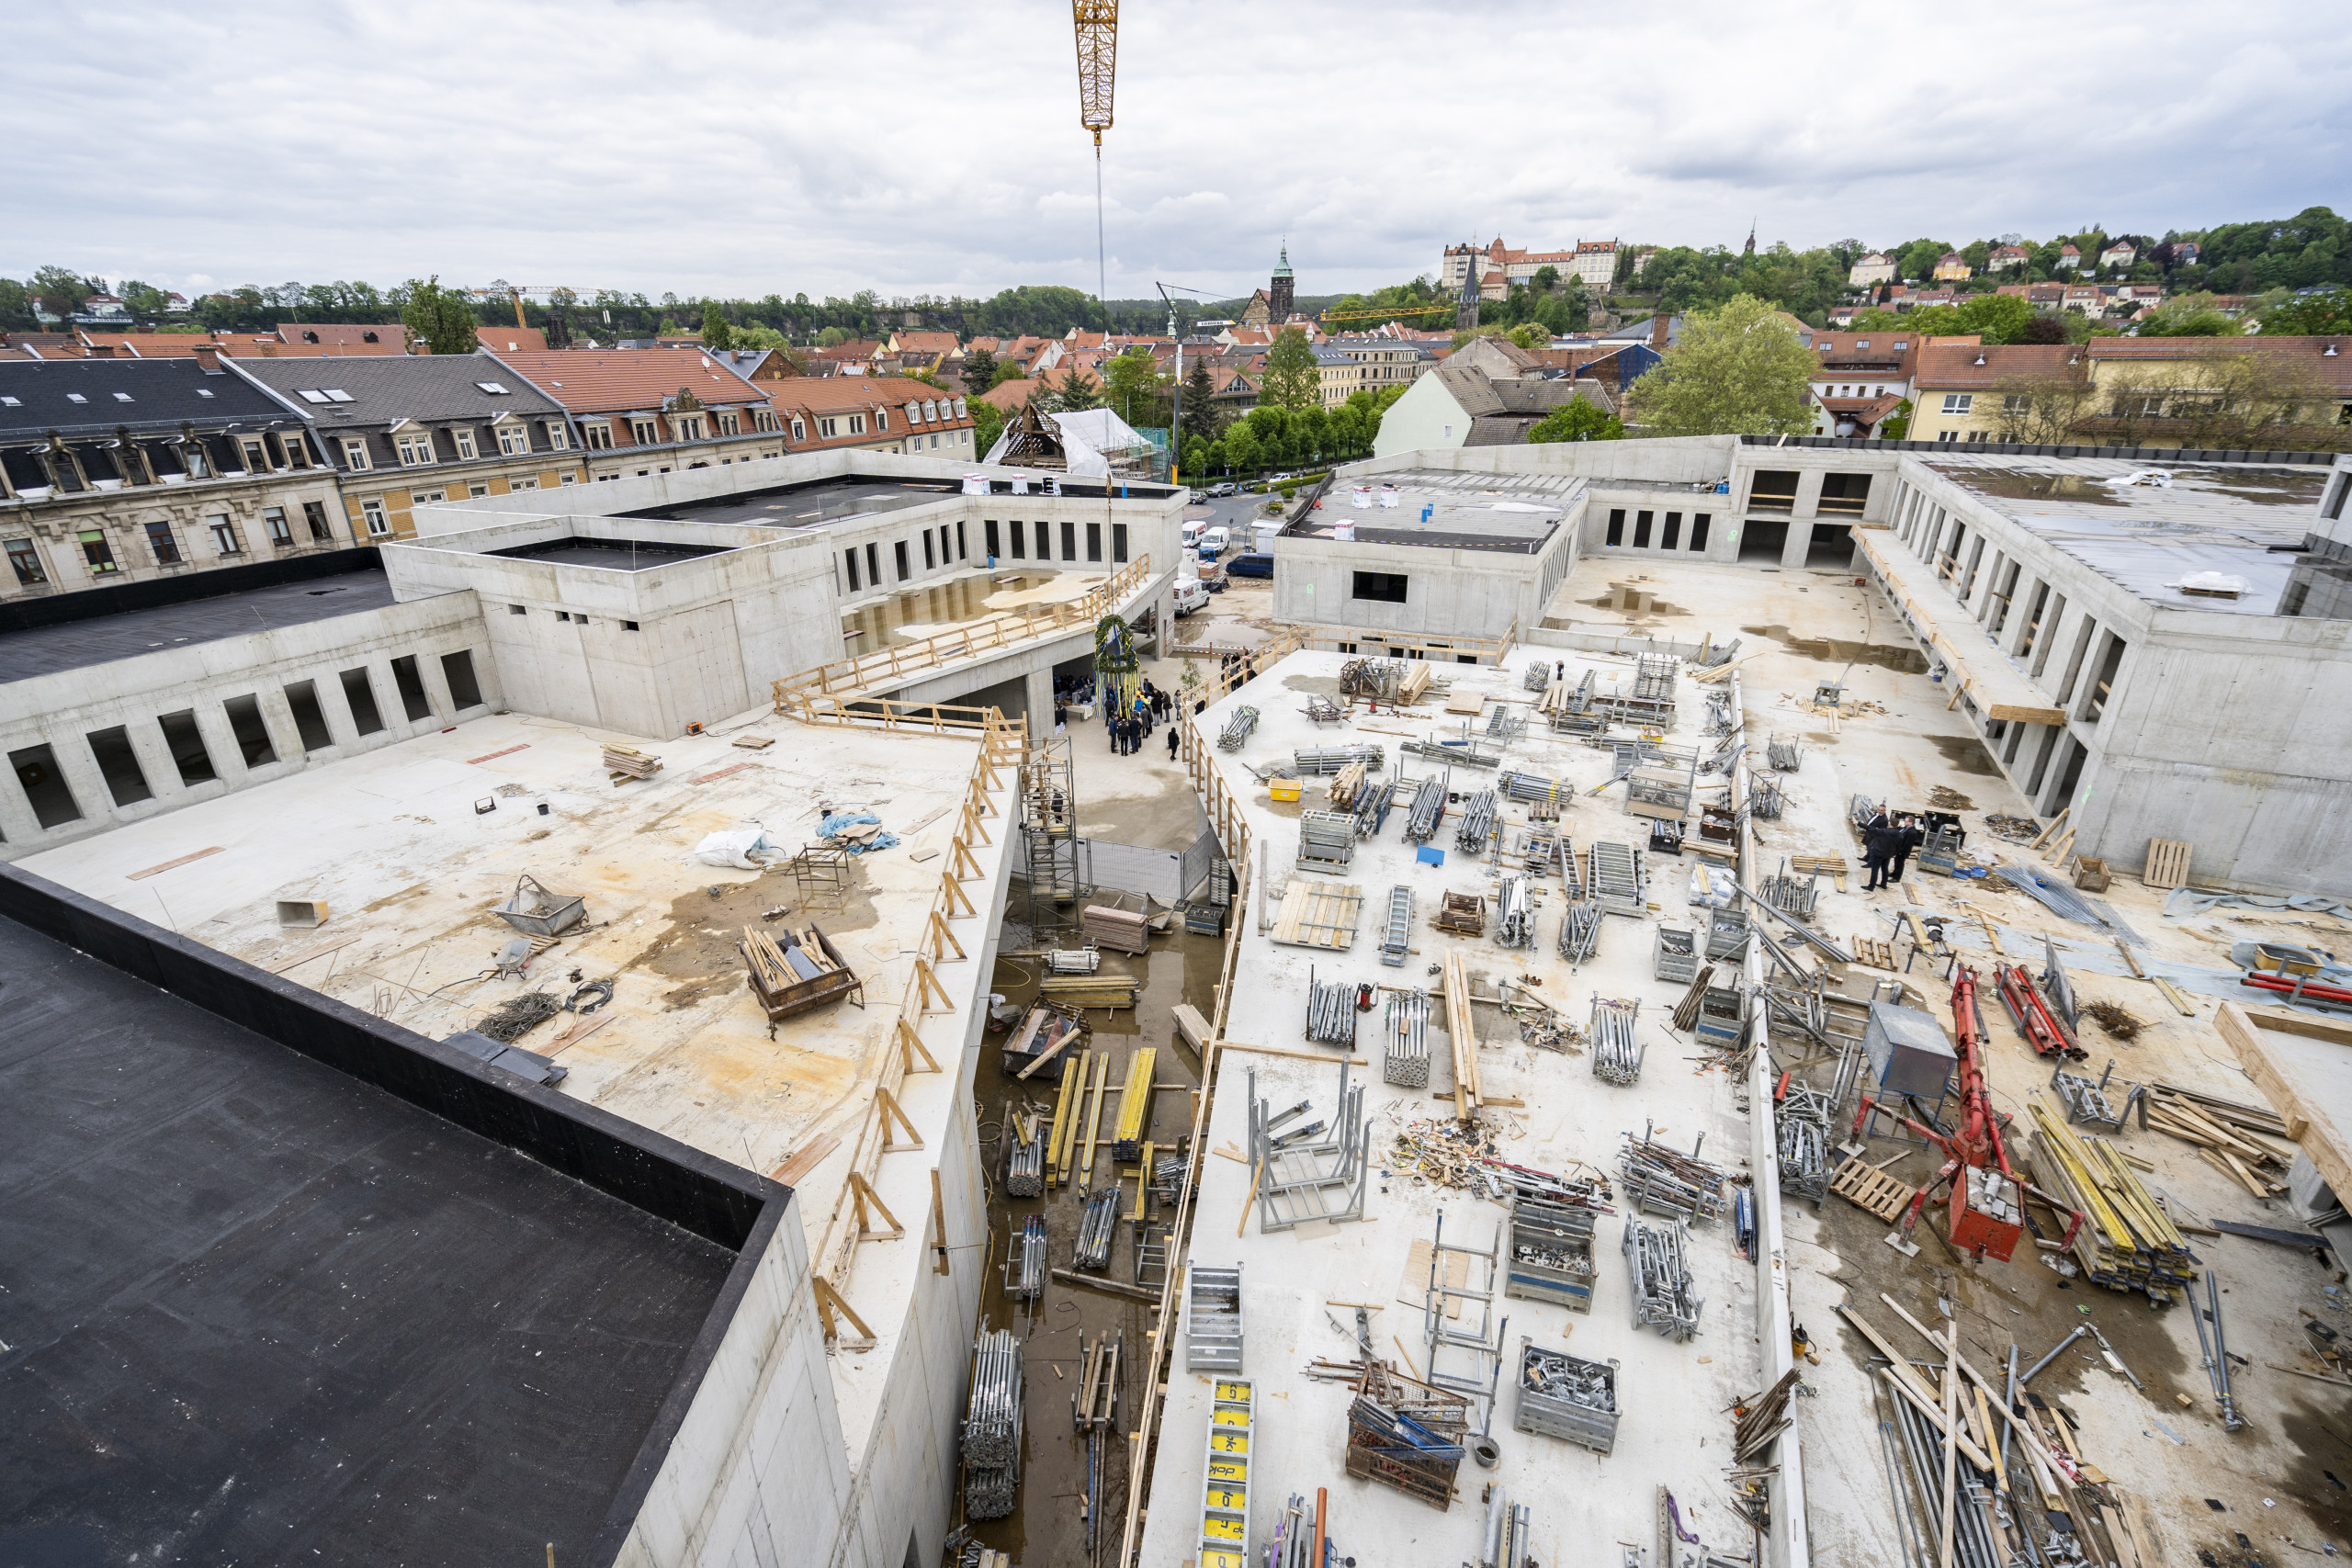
left=799, top=708, right=1028, bottom=1349
left=775, top=554, right=1157, bottom=705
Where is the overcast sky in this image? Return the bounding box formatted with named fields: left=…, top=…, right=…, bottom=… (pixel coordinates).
left=7, top=1, right=2349, bottom=306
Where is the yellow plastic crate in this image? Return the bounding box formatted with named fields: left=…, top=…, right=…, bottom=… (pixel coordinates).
left=1269, top=779, right=1302, bottom=803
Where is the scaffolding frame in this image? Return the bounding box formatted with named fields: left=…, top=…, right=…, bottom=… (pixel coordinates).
left=1021, top=732, right=1080, bottom=939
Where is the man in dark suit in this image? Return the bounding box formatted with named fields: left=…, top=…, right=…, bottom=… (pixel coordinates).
left=1889, top=815, right=1925, bottom=884
left=1862, top=819, right=1897, bottom=891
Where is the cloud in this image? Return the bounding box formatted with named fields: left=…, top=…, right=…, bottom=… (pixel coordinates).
left=2, top=0, right=2347, bottom=302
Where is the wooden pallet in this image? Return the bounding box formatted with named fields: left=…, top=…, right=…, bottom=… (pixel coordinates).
left=1271, top=881, right=1364, bottom=949
left=1443, top=689, right=1485, bottom=716
left=2144, top=838, right=2192, bottom=889
left=1830, top=1158, right=1917, bottom=1223
left=1433, top=891, right=1487, bottom=937
left=1850, top=936, right=1896, bottom=970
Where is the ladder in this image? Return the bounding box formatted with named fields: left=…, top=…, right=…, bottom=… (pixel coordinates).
left=1423, top=1207, right=1508, bottom=1431
left=1184, top=1262, right=1246, bottom=1373
left=1197, top=1378, right=1255, bottom=1568
left=1378, top=885, right=1414, bottom=967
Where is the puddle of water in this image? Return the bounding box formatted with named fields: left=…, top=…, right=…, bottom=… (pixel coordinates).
left=1741, top=624, right=1928, bottom=673
left=1926, top=735, right=1999, bottom=776
left=841, top=569, right=1092, bottom=650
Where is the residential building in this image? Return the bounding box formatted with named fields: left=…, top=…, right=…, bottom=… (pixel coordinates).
left=274, top=323, right=409, bottom=354
left=1897, top=288, right=1960, bottom=312
left=1440, top=238, right=1614, bottom=295
left=73, top=295, right=130, bottom=327
left=978, top=378, right=1041, bottom=416
left=1902, top=342, right=2081, bottom=444
left=2063, top=285, right=2107, bottom=315
left=1569, top=241, right=1620, bottom=291
left=1849, top=253, right=1897, bottom=288
left=2099, top=240, right=2138, bottom=271
left=1986, top=244, right=2030, bottom=272
left=1319, top=336, right=1435, bottom=403
left=230, top=354, right=586, bottom=543
left=1931, top=253, right=1974, bottom=282
left=487, top=346, right=784, bottom=479
left=1632, top=249, right=1658, bottom=278
left=1905, top=336, right=2352, bottom=446
left=0, top=352, right=350, bottom=601
left=1804, top=330, right=1928, bottom=437
left=476, top=325, right=548, bottom=355
left=1370, top=360, right=1612, bottom=456
left=2057, top=244, right=2085, bottom=273
left=882, top=330, right=959, bottom=364
left=706, top=347, right=802, bottom=385
left=2172, top=241, right=2201, bottom=266
left=765, top=375, right=977, bottom=460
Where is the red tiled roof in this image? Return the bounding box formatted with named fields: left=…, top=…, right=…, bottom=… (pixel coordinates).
left=890, top=331, right=960, bottom=354
left=274, top=323, right=409, bottom=351
left=979, top=378, right=1038, bottom=412
left=492, top=347, right=765, bottom=412
left=478, top=325, right=548, bottom=354
left=1913, top=342, right=2080, bottom=389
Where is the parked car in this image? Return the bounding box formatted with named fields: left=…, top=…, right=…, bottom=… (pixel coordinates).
left=1226, top=552, right=1273, bottom=579
left=1207, top=482, right=1238, bottom=497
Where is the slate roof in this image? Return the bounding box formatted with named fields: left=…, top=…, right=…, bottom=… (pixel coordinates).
left=231, top=353, right=569, bottom=428
left=0, top=355, right=297, bottom=438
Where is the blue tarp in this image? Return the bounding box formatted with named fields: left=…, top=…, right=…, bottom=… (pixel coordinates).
left=818, top=811, right=899, bottom=854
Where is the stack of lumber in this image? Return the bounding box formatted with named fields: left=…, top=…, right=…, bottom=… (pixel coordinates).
left=1083, top=903, right=1151, bottom=955
left=2145, top=1082, right=2292, bottom=1197
left=1396, top=664, right=1433, bottom=705
left=1443, top=689, right=1485, bottom=716
left=604, top=744, right=662, bottom=780
left=742, top=926, right=836, bottom=988
left=2026, top=1099, right=2193, bottom=1299
left=1329, top=761, right=1369, bottom=807
left=1270, top=881, right=1364, bottom=950
left=1443, top=951, right=1481, bottom=1119
left=1041, top=972, right=1141, bottom=1010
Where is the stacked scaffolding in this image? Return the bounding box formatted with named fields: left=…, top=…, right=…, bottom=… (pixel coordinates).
left=1495, top=874, right=1535, bottom=948
left=962, top=1329, right=1024, bottom=1519
left=1454, top=790, right=1498, bottom=853
left=1590, top=997, right=1644, bottom=1084
left=1497, top=769, right=1571, bottom=808
left=1009, top=1213, right=1046, bottom=1298
left=1295, top=743, right=1383, bottom=776
left=1617, top=1131, right=1729, bottom=1224
left=1297, top=810, right=1357, bottom=872
left=1217, top=705, right=1260, bottom=750
left=1403, top=775, right=1450, bottom=844
left=1623, top=1217, right=1703, bottom=1340
left=1777, top=1085, right=1836, bottom=1202
left=1306, top=971, right=1361, bottom=1047
left=1558, top=900, right=1602, bottom=966
left=1021, top=734, right=1080, bottom=940
left=1382, top=987, right=1431, bottom=1087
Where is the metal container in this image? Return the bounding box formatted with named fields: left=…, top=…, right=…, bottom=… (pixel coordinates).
left=492, top=873, right=585, bottom=937
left=1504, top=1199, right=1597, bottom=1313
left=1513, top=1342, right=1619, bottom=1454
left=1653, top=927, right=1699, bottom=984
left=1863, top=1000, right=1957, bottom=1099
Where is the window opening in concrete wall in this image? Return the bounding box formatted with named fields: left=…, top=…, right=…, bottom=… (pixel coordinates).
left=157, top=710, right=218, bottom=785
left=9, top=743, right=82, bottom=829
left=1690, top=513, right=1711, bottom=551
left=2081, top=633, right=2126, bottom=724
left=2054, top=616, right=2098, bottom=704
left=1805, top=523, right=1853, bottom=568
left=1351, top=570, right=1408, bottom=603
left=1606, top=508, right=1624, bottom=546
left=1113, top=524, right=1128, bottom=563
left=922, top=532, right=934, bottom=570
left=390, top=655, right=433, bottom=722
left=284, top=681, right=334, bottom=753
left=1817, top=472, right=1871, bottom=513
left=865, top=542, right=879, bottom=585
left=844, top=549, right=860, bottom=592
left=894, top=540, right=910, bottom=580
left=340, top=669, right=385, bottom=736
left=2327, top=473, right=2350, bottom=520
left=1739, top=519, right=1788, bottom=561
left=85, top=726, right=153, bottom=807
left=956, top=520, right=967, bottom=559
left=2004, top=721, right=2030, bottom=764
left=1061, top=521, right=1077, bottom=560
left=222, top=694, right=278, bottom=768
left=1661, top=512, right=1681, bottom=549
left=1087, top=522, right=1102, bottom=561
left=1634, top=510, right=1654, bottom=547
left=1748, top=470, right=1798, bottom=511
left=2027, top=726, right=2060, bottom=795
left=2048, top=735, right=2088, bottom=814
left=1985, top=560, right=2020, bottom=635
left=1960, top=537, right=1987, bottom=600
left=440, top=650, right=484, bottom=710
left=984, top=519, right=1001, bottom=558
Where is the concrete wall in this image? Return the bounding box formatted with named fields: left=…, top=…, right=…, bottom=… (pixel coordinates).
left=1583, top=483, right=1739, bottom=563
left=1271, top=521, right=1573, bottom=638
left=0, top=592, right=496, bottom=857
left=1349, top=434, right=1739, bottom=484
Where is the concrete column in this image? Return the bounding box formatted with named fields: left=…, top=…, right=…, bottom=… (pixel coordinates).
left=43, top=728, right=118, bottom=833
left=124, top=717, right=187, bottom=803
left=1778, top=521, right=1815, bottom=570
left=1022, top=668, right=1053, bottom=732
left=0, top=755, right=47, bottom=846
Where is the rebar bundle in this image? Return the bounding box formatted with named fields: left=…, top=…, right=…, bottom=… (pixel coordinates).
left=1616, top=1132, right=1729, bottom=1224
left=1217, top=705, right=1259, bottom=750
left=1767, top=734, right=1804, bottom=771
left=962, top=1329, right=1024, bottom=1519
left=1306, top=970, right=1361, bottom=1046
left=1072, top=1188, right=1119, bottom=1271
left=1403, top=775, right=1449, bottom=844
left=1623, top=1217, right=1704, bottom=1340
left=1496, top=874, right=1534, bottom=948
left=1295, top=743, right=1384, bottom=776
left=1005, top=1118, right=1045, bottom=1199
left=1012, top=1213, right=1046, bottom=1298
left=1383, top=987, right=1431, bottom=1086
left=1454, top=790, right=1498, bottom=852
left=1589, top=996, right=1643, bottom=1083
left=1557, top=899, right=1601, bottom=967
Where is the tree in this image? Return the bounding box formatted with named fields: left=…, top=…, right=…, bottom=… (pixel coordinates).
left=2133, top=302, right=2235, bottom=338
left=816, top=325, right=852, bottom=347
left=120, top=280, right=170, bottom=318
left=1507, top=322, right=1548, bottom=350
left=1623, top=294, right=1816, bottom=436
left=401, top=276, right=482, bottom=356
left=1526, top=399, right=1625, bottom=443
left=30, top=264, right=86, bottom=321
left=1904, top=292, right=2036, bottom=344
left=1042, top=367, right=1103, bottom=413
left=1224, top=423, right=1262, bottom=473
left=962, top=345, right=998, bottom=394
left=2258, top=288, right=2351, bottom=335
left=969, top=396, right=1006, bottom=457
left=0, top=277, right=29, bottom=330
left=1879, top=398, right=1913, bottom=440
left=1260, top=326, right=1320, bottom=408
left=2020, top=315, right=2069, bottom=344
left=1182, top=357, right=1222, bottom=444
left=1101, top=350, right=1170, bottom=430
left=1531, top=265, right=1561, bottom=293
left=1894, top=239, right=1949, bottom=282
left=701, top=301, right=735, bottom=352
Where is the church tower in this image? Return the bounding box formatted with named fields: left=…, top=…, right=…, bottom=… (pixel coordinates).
left=1269, top=244, right=1295, bottom=321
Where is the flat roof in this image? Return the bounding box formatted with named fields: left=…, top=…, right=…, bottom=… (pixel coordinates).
left=486, top=535, right=733, bottom=570
left=0, top=880, right=740, bottom=1563
left=620, top=474, right=970, bottom=529
left=0, top=560, right=401, bottom=682
left=1281, top=469, right=1576, bottom=553
left=1924, top=456, right=2327, bottom=616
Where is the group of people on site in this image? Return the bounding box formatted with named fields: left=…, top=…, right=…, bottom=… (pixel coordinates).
left=1860, top=805, right=1926, bottom=891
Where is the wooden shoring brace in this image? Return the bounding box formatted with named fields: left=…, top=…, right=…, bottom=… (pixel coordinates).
left=959, top=801, right=993, bottom=848
left=967, top=775, right=999, bottom=819
left=949, top=837, right=986, bottom=883
left=876, top=1085, right=925, bottom=1151
left=930, top=1168, right=952, bottom=1276
left=941, top=867, right=978, bottom=916
left=911, top=954, right=956, bottom=1015
left=851, top=1170, right=905, bottom=1240
left=926, top=908, right=967, bottom=963
left=896, top=1015, right=941, bottom=1074
left=813, top=1276, right=877, bottom=1349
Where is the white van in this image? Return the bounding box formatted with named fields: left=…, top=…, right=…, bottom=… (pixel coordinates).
left=1181, top=520, right=1205, bottom=548
left=1199, top=526, right=1232, bottom=558
left=1173, top=578, right=1210, bottom=617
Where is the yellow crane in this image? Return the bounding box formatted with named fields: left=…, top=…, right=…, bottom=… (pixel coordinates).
left=1072, top=1, right=1116, bottom=146
left=1317, top=301, right=1456, bottom=326
left=456, top=285, right=608, bottom=329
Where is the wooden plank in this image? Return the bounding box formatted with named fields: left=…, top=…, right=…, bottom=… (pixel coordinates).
left=465, top=743, right=530, bottom=765
left=772, top=1132, right=841, bottom=1187
left=691, top=761, right=753, bottom=785
left=2217, top=1001, right=2346, bottom=1198
left=125, top=846, right=223, bottom=880
left=1443, top=951, right=1478, bottom=1120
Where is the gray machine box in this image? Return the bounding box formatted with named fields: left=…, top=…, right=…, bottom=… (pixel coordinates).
left=1863, top=1001, right=1957, bottom=1098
